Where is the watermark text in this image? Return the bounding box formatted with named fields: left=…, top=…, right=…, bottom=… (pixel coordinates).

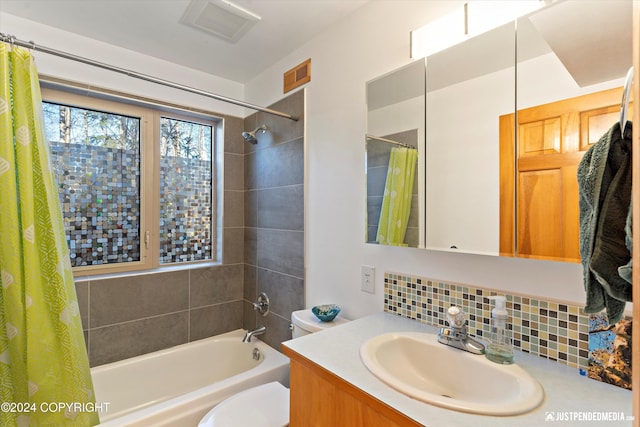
left=545, top=411, right=634, bottom=423
left=0, top=401, right=110, bottom=414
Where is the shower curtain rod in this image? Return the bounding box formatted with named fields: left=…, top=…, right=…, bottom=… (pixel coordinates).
left=366, top=134, right=415, bottom=149
left=0, top=33, right=298, bottom=121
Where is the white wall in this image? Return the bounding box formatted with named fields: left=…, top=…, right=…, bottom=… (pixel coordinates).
left=518, top=52, right=626, bottom=108
left=0, top=12, right=246, bottom=117
left=244, top=0, right=594, bottom=320
left=425, top=66, right=512, bottom=255
left=367, top=97, right=424, bottom=145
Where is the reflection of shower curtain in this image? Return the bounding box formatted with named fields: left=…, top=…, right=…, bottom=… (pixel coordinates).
left=376, top=147, right=417, bottom=246
left=0, top=43, right=98, bottom=426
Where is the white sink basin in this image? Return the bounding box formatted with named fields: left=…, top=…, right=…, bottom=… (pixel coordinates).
left=360, top=332, right=544, bottom=415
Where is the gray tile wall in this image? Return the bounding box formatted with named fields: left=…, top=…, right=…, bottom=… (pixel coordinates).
left=244, top=90, right=305, bottom=350
left=76, top=115, right=247, bottom=367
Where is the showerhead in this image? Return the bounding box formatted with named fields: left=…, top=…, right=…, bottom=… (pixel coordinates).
left=241, top=131, right=258, bottom=144
left=241, top=124, right=268, bottom=144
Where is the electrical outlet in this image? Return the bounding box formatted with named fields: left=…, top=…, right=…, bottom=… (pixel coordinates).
left=361, top=265, right=375, bottom=294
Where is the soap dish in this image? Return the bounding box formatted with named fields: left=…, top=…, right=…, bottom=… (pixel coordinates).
left=312, top=304, right=341, bottom=322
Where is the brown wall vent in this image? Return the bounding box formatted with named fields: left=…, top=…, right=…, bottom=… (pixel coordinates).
left=284, top=59, right=311, bottom=94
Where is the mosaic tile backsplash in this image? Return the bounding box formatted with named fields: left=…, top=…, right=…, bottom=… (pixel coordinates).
left=384, top=272, right=591, bottom=369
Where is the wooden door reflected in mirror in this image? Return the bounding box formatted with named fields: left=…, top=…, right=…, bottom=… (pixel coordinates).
left=501, top=0, right=632, bottom=262
left=500, top=88, right=633, bottom=262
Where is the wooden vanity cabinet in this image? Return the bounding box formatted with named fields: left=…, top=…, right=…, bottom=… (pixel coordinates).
left=283, top=346, right=423, bottom=427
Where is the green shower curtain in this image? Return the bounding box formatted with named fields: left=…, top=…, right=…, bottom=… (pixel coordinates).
left=0, top=43, right=98, bottom=426
left=376, top=147, right=418, bottom=246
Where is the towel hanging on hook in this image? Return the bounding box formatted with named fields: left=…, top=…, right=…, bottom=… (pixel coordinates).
left=619, top=66, right=634, bottom=133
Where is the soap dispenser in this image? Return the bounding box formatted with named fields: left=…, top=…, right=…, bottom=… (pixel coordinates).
left=485, top=296, right=514, bottom=364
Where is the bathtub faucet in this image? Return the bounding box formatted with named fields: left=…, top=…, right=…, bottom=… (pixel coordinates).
left=252, top=292, right=270, bottom=317
left=243, top=325, right=267, bottom=343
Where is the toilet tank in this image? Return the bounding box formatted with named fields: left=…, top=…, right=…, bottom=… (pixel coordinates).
left=291, top=309, right=349, bottom=338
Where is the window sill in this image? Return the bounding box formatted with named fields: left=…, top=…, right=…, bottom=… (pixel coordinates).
left=73, top=261, right=223, bottom=283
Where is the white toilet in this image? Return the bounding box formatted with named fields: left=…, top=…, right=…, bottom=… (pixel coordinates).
left=197, top=308, right=348, bottom=427
left=197, top=382, right=290, bottom=427
left=290, top=308, right=350, bottom=338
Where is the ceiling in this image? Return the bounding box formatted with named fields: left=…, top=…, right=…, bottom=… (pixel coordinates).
left=0, top=0, right=369, bottom=84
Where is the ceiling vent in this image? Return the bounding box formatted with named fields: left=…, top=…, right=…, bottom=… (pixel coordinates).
left=181, top=0, right=261, bottom=43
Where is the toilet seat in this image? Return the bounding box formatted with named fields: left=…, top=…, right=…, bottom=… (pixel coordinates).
left=198, top=382, right=289, bottom=427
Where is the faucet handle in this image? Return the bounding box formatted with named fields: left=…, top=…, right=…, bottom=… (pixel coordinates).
left=252, top=292, right=270, bottom=317
left=446, top=306, right=466, bottom=329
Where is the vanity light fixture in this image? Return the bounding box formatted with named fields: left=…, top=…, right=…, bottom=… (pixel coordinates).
left=410, top=0, right=545, bottom=59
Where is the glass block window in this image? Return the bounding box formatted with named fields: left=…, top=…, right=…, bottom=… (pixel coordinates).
left=159, top=117, right=213, bottom=264
left=43, top=102, right=141, bottom=267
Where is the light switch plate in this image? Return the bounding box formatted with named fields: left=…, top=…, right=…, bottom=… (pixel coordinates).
left=361, top=265, right=375, bottom=294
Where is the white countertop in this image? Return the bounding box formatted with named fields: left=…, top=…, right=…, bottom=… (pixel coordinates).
left=282, top=312, right=633, bottom=427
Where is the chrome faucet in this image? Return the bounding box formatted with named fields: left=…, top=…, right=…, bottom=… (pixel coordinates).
left=252, top=292, right=270, bottom=317
left=437, top=306, right=485, bottom=355
left=243, top=325, right=266, bottom=343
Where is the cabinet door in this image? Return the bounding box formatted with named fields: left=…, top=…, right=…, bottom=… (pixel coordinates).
left=287, top=353, right=422, bottom=427
left=500, top=87, right=631, bottom=262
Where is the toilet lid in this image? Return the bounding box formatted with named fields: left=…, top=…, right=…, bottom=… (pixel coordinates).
left=291, top=309, right=349, bottom=333
left=198, top=382, right=289, bottom=427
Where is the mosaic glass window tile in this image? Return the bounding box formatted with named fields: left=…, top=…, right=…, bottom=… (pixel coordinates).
left=43, top=102, right=141, bottom=266
left=383, top=272, right=592, bottom=370
left=159, top=117, right=213, bottom=264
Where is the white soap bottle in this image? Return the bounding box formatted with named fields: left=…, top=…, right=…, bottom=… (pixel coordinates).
left=485, top=296, right=514, bottom=364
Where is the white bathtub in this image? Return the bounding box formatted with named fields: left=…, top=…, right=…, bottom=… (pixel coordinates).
left=92, top=329, right=290, bottom=426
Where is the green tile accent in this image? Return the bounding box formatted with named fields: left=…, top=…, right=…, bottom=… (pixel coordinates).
left=383, top=272, right=590, bottom=370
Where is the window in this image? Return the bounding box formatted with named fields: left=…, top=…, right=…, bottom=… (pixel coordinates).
left=41, top=88, right=217, bottom=275
left=43, top=102, right=142, bottom=267
left=159, top=117, right=213, bottom=264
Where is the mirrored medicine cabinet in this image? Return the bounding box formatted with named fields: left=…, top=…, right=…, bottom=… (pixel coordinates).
left=366, top=60, right=425, bottom=248
left=365, top=0, right=633, bottom=263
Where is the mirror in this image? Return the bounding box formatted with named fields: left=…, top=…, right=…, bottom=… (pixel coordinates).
left=364, top=0, right=632, bottom=262
left=424, top=20, right=515, bottom=255
left=504, top=0, right=632, bottom=262
left=366, top=60, right=425, bottom=247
